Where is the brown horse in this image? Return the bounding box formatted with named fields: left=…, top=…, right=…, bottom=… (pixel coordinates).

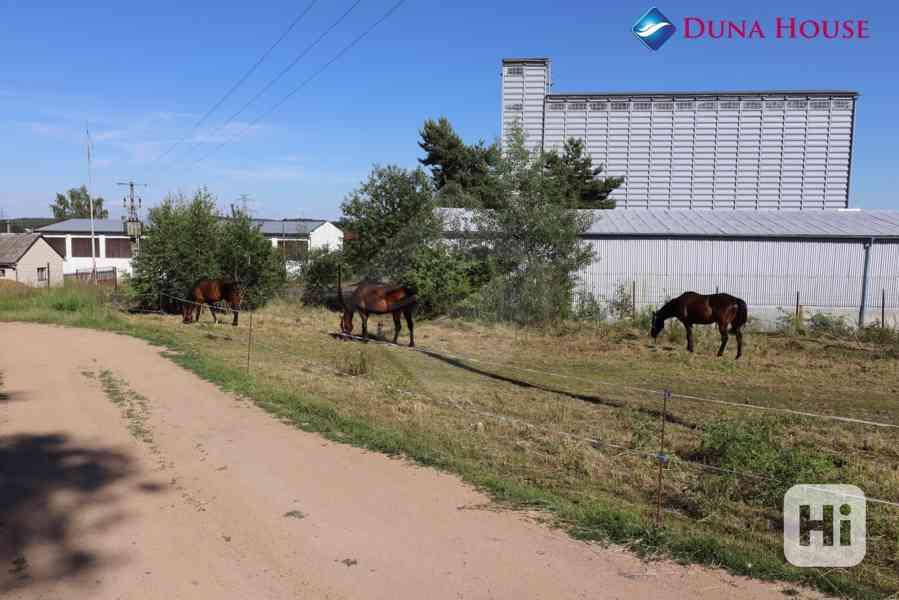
left=650, top=292, right=748, bottom=358
left=182, top=278, right=243, bottom=326
left=338, top=266, right=417, bottom=346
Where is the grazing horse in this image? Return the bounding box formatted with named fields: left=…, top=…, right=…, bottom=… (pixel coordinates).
left=182, top=278, right=243, bottom=326
left=338, top=266, right=417, bottom=346
left=650, top=292, right=748, bottom=359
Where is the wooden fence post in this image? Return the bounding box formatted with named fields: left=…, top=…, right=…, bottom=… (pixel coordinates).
left=795, top=291, right=800, bottom=319
left=46, top=262, right=50, bottom=289
left=882, top=289, right=886, bottom=328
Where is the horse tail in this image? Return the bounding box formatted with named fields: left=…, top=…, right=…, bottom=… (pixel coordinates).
left=732, top=298, right=748, bottom=331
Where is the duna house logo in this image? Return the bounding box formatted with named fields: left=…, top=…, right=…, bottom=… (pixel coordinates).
left=633, top=7, right=676, bottom=50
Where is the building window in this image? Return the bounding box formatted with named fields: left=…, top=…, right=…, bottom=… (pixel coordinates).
left=787, top=100, right=808, bottom=111
left=809, top=100, right=830, bottom=111
left=832, top=99, right=852, bottom=110
left=633, top=102, right=652, bottom=111
left=45, top=237, right=66, bottom=258
left=569, top=102, right=587, bottom=110
left=676, top=101, right=695, bottom=111
left=506, top=66, right=523, bottom=76
left=547, top=103, right=564, bottom=111
left=610, top=102, right=629, bottom=111
left=697, top=101, right=716, bottom=111
left=655, top=102, right=674, bottom=111
left=37, top=267, right=48, bottom=282
left=589, top=102, right=608, bottom=111
left=765, top=100, right=785, bottom=110
left=719, top=100, right=740, bottom=110
left=505, top=103, right=523, bottom=111
left=71, top=237, right=101, bottom=258
left=743, top=100, right=762, bottom=110
left=277, top=240, right=308, bottom=262
left=105, top=238, right=132, bottom=259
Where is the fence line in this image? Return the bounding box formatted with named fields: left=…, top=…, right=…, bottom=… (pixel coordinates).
left=155, top=291, right=899, bottom=430
left=122, top=298, right=899, bottom=511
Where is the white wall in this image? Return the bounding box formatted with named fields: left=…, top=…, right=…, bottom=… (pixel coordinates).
left=2, top=237, right=65, bottom=287
left=576, top=237, right=899, bottom=327
left=44, top=234, right=134, bottom=276
left=309, top=222, right=343, bottom=250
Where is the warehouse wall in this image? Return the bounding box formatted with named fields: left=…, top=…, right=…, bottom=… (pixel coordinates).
left=576, top=237, right=899, bottom=327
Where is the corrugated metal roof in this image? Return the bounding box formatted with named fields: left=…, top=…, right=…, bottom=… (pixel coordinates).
left=586, top=210, right=899, bottom=239
left=0, top=233, right=41, bottom=265
left=37, top=219, right=127, bottom=234
left=440, top=208, right=899, bottom=239
left=251, top=219, right=325, bottom=236
left=547, top=90, right=858, bottom=99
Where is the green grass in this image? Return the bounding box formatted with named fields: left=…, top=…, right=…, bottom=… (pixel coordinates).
left=2, top=285, right=897, bottom=598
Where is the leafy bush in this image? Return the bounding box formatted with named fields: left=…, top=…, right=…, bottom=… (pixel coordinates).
left=806, top=312, right=853, bottom=338
left=298, top=247, right=344, bottom=308
left=403, top=245, right=475, bottom=317
left=572, top=291, right=607, bottom=322
left=692, top=417, right=840, bottom=507
left=607, top=283, right=634, bottom=320
left=130, top=189, right=285, bottom=311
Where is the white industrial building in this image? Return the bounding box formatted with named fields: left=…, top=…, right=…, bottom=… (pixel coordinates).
left=501, top=58, right=858, bottom=210
left=442, top=208, right=899, bottom=327
left=576, top=210, right=899, bottom=326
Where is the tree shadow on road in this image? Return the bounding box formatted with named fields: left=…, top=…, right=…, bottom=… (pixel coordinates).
left=0, top=433, right=142, bottom=592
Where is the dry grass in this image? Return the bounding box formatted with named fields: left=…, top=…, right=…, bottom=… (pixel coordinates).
left=3, top=285, right=896, bottom=597
left=118, top=299, right=899, bottom=597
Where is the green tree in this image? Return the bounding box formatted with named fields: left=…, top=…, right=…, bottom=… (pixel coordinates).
left=129, top=188, right=220, bottom=310
left=341, top=165, right=442, bottom=280
left=544, top=138, right=622, bottom=209
left=129, top=188, right=284, bottom=311
left=470, top=124, right=595, bottom=325
left=418, top=117, right=501, bottom=208
left=217, top=207, right=286, bottom=308
left=51, top=185, right=109, bottom=219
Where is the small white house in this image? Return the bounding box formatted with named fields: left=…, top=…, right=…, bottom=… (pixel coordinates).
left=36, top=219, right=135, bottom=277
left=252, top=218, right=343, bottom=259
left=0, top=233, right=65, bottom=287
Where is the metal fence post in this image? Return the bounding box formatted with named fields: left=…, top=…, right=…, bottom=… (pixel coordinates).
left=882, top=289, right=886, bottom=329
left=859, top=238, right=874, bottom=328
left=795, top=291, right=800, bottom=319
left=654, top=389, right=671, bottom=529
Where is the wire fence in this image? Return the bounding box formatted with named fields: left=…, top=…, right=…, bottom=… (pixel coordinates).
left=137, top=292, right=899, bottom=527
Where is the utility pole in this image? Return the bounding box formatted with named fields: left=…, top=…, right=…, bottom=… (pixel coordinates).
left=86, top=125, right=97, bottom=278
left=118, top=180, right=148, bottom=252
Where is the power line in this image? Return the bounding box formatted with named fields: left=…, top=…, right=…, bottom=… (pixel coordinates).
left=150, top=0, right=321, bottom=167
left=181, top=0, right=407, bottom=173
left=169, top=0, right=366, bottom=171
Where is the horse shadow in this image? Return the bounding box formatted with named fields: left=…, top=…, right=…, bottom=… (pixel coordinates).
left=0, top=433, right=154, bottom=593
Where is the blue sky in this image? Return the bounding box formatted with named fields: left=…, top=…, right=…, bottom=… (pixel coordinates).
left=1, top=0, right=896, bottom=220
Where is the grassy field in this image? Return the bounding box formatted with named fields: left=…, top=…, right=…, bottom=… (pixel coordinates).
left=2, top=284, right=898, bottom=598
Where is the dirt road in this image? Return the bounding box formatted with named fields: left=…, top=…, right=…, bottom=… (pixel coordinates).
left=0, top=323, right=814, bottom=599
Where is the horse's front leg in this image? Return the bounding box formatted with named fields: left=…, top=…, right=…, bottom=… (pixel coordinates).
left=735, top=327, right=743, bottom=359
left=404, top=307, right=415, bottom=347
left=208, top=302, right=218, bottom=324
left=685, top=323, right=695, bottom=353
left=392, top=311, right=401, bottom=344
left=717, top=322, right=729, bottom=356
left=231, top=304, right=239, bottom=327
left=360, top=312, right=369, bottom=342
